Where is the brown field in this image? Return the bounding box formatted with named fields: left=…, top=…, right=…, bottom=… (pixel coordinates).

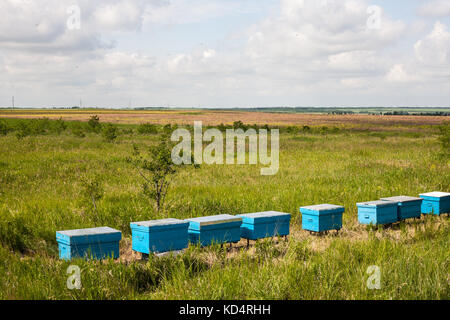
left=0, top=109, right=448, bottom=130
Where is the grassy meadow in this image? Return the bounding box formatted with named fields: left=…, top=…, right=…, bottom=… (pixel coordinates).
left=0, top=115, right=449, bottom=300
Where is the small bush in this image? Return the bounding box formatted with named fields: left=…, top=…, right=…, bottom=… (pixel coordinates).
left=15, top=121, right=32, bottom=139
left=137, top=123, right=158, bottom=134
left=102, top=123, right=118, bottom=142
left=88, top=115, right=102, bottom=133
left=0, top=120, right=11, bottom=135
left=51, top=117, right=67, bottom=135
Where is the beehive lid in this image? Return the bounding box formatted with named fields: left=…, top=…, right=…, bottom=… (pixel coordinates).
left=185, top=214, right=242, bottom=226
left=419, top=191, right=450, bottom=198
left=239, top=211, right=290, bottom=218
left=57, top=226, right=120, bottom=237
left=56, top=226, right=121, bottom=245
left=380, top=196, right=422, bottom=203
left=357, top=200, right=398, bottom=207
left=133, top=218, right=186, bottom=227
left=300, top=204, right=344, bottom=211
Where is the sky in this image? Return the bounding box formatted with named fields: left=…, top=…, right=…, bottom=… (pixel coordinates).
left=1, top=0, right=450, bottom=108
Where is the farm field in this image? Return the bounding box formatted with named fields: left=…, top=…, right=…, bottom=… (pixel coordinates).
left=0, top=112, right=449, bottom=300
left=0, top=108, right=448, bottom=131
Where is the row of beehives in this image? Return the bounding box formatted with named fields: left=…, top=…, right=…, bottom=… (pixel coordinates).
left=55, top=191, right=450, bottom=260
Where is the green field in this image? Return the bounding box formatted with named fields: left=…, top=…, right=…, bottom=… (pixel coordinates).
left=0, top=117, right=448, bottom=300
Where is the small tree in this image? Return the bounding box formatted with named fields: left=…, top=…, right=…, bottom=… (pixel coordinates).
left=80, top=175, right=104, bottom=213
left=128, top=133, right=197, bottom=214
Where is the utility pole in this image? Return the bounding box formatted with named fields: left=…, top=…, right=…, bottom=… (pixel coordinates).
left=12, top=96, right=14, bottom=109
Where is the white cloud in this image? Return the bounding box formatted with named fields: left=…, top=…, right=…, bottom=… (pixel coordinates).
left=386, top=64, right=418, bottom=83
left=414, top=21, right=450, bottom=65
left=417, top=0, right=450, bottom=18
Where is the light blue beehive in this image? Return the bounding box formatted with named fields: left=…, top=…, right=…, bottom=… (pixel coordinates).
left=300, top=204, right=345, bottom=233
left=380, top=196, right=422, bottom=220
left=419, top=192, right=450, bottom=215
left=357, top=200, right=398, bottom=225
left=185, top=214, right=242, bottom=246
left=237, top=211, right=291, bottom=240
left=56, top=227, right=122, bottom=260
left=130, top=219, right=189, bottom=254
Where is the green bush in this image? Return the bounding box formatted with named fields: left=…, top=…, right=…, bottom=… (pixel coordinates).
left=0, top=120, right=10, bottom=135
left=102, top=123, right=118, bottom=142
left=51, top=118, right=67, bottom=135
left=88, top=115, right=102, bottom=133
left=137, top=123, right=158, bottom=134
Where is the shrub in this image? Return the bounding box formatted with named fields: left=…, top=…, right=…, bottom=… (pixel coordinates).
left=51, top=117, right=67, bottom=135
left=15, top=121, right=32, bottom=139
left=137, top=123, right=158, bottom=135
left=88, top=115, right=101, bottom=133
left=0, top=120, right=10, bottom=135
left=102, top=123, right=118, bottom=142
left=233, top=121, right=248, bottom=130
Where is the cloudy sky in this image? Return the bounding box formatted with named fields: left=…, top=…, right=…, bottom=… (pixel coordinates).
left=1, top=0, right=450, bottom=108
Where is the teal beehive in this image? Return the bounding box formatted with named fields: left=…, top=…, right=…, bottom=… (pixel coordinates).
left=300, top=204, right=345, bottom=233
left=420, top=192, right=450, bottom=215
left=130, top=219, right=189, bottom=254
left=237, top=211, right=291, bottom=240
left=380, top=196, right=422, bottom=220
left=185, top=214, right=242, bottom=246
left=56, top=227, right=121, bottom=260
left=357, top=200, right=398, bottom=225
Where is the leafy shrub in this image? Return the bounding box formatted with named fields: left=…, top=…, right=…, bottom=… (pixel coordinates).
left=15, top=121, right=32, bottom=139
left=233, top=121, right=248, bottom=130
left=0, top=120, right=10, bottom=135
left=137, top=123, right=158, bottom=134
left=51, top=117, right=67, bottom=135
left=88, top=115, right=101, bottom=133
left=102, top=123, right=118, bottom=142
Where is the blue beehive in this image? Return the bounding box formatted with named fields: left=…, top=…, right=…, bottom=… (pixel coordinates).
left=56, top=227, right=121, bottom=260
left=185, top=214, right=242, bottom=246
left=357, top=200, right=398, bottom=225
left=419, top=192, right=450, bottom=215
left=380, top=196, right=422, bottom=220
left=300, top=204, right=345, bottom=233
left=237, top=211, right=291, bottom=240
left=130, top=218, right=189, bottom=254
